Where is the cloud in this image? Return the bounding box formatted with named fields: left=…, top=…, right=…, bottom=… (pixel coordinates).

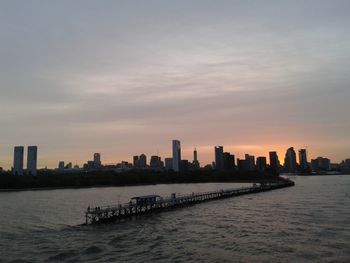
left=0, top=1, right=350, bottom=168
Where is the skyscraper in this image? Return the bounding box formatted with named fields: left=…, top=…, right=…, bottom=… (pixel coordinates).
left=194, top=148, right=198, bottom=162
left=269, top=151, right=280, bottom=173
left=223, top=152, right=235, bottom=170
left=256, top=156, right=267, bottom=172
left=139, top=154, right=147, bottom=168
left=13, top=146, right=24, bottom=175
left=214, top=146, right=224, bottom=170
left=299, top=149, right=308, bottom=171
left=284, top=147, right=298, bottom=173
left=172, top=140, right=181, bottom=172
left=311, top=157, right=331, bottom=171
left=58, top=161, right=65, bottom=170
left=192, top=148, right=200, bottom=169
left=150, top=155, right=162, bottom=169
left=93, top=153, right=101, bottom=169
left=133, top=155, right=139, bottom=168
left=245, top=154, right=256, bottom=171
left=27, top=146, right=38, bottom=176
left=237, top=158, right=249, bottom=172
left=164, top=158, right=173, bottom=170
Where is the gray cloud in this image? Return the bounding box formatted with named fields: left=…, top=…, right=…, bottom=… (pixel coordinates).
left=0, top=0, right=349, bottom=168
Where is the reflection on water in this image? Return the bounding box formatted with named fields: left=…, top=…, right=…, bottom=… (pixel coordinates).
left=0, top=177, right=349, bottom=262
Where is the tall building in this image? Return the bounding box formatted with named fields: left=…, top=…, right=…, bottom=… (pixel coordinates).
left=269, top=151, right=280, bottom=173
left=139, top=154, right=147, bottom=168
left=237, top=158, right=248, bottom=172
left=150, top=155, right=162, bottom=169
left=180, top=160, right=190, bottom=172
left=245, top=154, right=256, bottom=171
left=223, top=152, right=235, bottom=170
left=13, top=146, right=24, bottom=175
left=27, top=146, right=38, bottom=176
left=58, top=161, right=65, bottom=170
left=165, top=158, right=173, bottom=170
left=172, top=140, right=181, bottom=172
left=194, top=148, right=198, bottom=162
left=256, top=156, right=267, bottom=172
left=311, top=157, right=331, bottom=171
left=214, top=146, right=224, bottom=170
left=93, top=153, right=101, bottom=169
left=284, top=147, right=298, bottom=173
left=299, top=149, right=308, bottom=171
left=192, top=148, right=200, bottom=169
left=133, top=156, right=139, bottom=168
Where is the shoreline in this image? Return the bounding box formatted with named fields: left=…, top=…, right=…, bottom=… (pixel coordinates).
left=282, top=173, right=348, bottom=176
left=0, top=178, right=282, bottom=193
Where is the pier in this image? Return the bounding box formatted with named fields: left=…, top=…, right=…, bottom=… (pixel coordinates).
left=85, top=179, right=294, bottom=224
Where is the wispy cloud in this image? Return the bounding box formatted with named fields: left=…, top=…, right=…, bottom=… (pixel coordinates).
left=0, top=0, right=349, bottom=168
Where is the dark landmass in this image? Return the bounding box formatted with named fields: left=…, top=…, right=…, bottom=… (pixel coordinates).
left=0, top=170, right=282, bottom=191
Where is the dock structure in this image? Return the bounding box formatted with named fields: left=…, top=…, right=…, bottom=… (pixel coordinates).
left=85, top=179, right=294, bottom=225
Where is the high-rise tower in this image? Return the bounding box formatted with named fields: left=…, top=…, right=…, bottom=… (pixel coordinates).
left=139, top=154, right=147, bottom=168
left=27, top=146, right=38, bottom=176
left=192, top=148, right=200, bottom=169
left=284, top=147, right=298, bottom=173
left=299, top=148, right=308, bottom=171
left=269, top=151, right=280, bottom=173
left=93, top=153, right=101, bottom=169
left=214, top=146, right=224, bottom=170
left=13, top=146, right=24, bottom=175
left=172, top=140, right=181, bottom=172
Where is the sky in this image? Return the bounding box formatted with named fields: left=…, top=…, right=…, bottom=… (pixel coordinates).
left=1, top=0, right=350, bottom=169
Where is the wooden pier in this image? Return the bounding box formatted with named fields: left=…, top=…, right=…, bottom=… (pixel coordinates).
left=85, top=179, right=294, bottom=225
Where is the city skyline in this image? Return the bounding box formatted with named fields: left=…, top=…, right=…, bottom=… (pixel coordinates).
left=1, top=1, right=349, bottom=169
left=1, top=2, right=350, bottom=262
left=1, top=141, right=347, bottom=171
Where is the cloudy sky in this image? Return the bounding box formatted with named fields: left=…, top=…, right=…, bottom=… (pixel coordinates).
left=1, top=0, right=349, bottom=169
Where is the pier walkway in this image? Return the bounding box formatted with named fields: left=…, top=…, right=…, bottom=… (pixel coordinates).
left=85, top=179, right=294, bottom=224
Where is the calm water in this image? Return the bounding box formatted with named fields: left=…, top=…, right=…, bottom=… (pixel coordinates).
left=0, top=176, right=349, bottom=262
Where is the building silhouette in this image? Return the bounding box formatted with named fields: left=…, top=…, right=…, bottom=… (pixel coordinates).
left=150, top=155, right=162, bottom=169
left=172, top=140, right=181, bottom=172
left=27, top=146, right=38, bottom=176
left=245, top=154, right=256, bottom=171
left=311, top=157, right=331, bottom=171
left=164, top=158, right=173, bottom=170
left=58, top=161, right=65, bottom=170
left=13, top=146, right=24, bottom=175
left=223, top=152, right=235, bottom=170
left=133, top=155, right=139, bottom=168
left=269, top=151, right=280, bottom=173
left=256, top=156, right=267, bottom=172
left=284, top=147, right=298, bottom=173
left=139, top=154, right=147, bottom=168
left=214, top=146, right=224, bottom=170
left=192, top=148, right=200, bottom=170
left=180, top=160, right=190, bottom=172
left=237, top=158, right=248, bottom=172
left=93, top=153, right=101, bottom=169
left=298, top=149, right=308, bottom=171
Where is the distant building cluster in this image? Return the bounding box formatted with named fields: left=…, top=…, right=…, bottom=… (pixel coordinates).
left=54, top=143, right=350, bottom=175
left=2, top=142, right=350, bottom=175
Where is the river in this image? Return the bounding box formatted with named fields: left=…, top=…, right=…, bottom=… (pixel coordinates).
left=0, top=175, right=349, bottom=262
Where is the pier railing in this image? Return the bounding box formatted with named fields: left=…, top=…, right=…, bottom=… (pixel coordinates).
left=85, top=180, right=294, bottom=224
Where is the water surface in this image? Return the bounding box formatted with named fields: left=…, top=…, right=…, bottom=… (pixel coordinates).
left=0, top=176, right=349, bottom=262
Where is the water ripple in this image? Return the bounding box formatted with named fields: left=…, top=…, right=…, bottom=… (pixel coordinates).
left=0, top=178, right=350, bottom=262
